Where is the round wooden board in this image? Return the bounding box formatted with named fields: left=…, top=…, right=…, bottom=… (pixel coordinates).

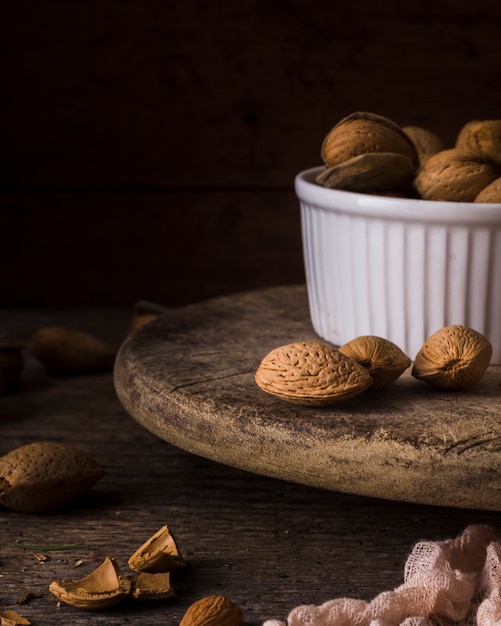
left=114, top=285, right=501, bottom=511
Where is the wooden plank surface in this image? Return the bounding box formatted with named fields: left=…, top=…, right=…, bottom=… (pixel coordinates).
left=1, top=304, right=501, bottom=625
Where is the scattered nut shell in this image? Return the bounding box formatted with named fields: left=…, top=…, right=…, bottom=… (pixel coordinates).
left=412, top=325, right=492, bottom=389
left=475, top=177, right=501, bottom=203
left=131, top=571, right=175, bottom=601
left=402, top=126, right=446, bottom=165
left=180, top=595, right=243, bottom=626
left=128, top=525, right=185, bottom=573
left=338, top=336, right=411, bottom=390
left=414, top=148, right=499, bottom=201
left=0, top=441, right=105, bottom=512
left=255, top=341, right=373, bottom=406
left=0, top=610, right=31, bottom=626
left=49, top=556, right=131, bottom=609
left=127, top=299, right=168, bottom=335
left=30, top=326, right=116, bottom=374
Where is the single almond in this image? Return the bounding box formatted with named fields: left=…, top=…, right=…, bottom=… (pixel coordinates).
left=30, top=326, right=116, bottom=374
left=475, top=176, right=501, bottom=203
left=180, top=595, right=243, bottom=626
left=456, top=119, right=501, bottom=168
left=255, top=341, right=373, bottom=406
left=414, top=148, right=499, bottom=201
left=0, top=441, right=105, bottom=512
left=412, top=325, right=492, bottom=389
left=316, top=151, right=415, bottom=193
left=339, top=336, right=411, bottom=390
left=403, top=126, right=446, bottom=165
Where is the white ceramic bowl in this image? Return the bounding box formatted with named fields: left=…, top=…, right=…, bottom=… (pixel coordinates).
left=295, top=166, right=501, bottom=364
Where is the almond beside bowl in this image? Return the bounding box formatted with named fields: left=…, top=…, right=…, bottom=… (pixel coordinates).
left=295, top=166, right=501, bottom=364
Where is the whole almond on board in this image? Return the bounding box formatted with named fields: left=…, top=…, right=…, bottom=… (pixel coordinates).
left=49, top=556, right=131, bottom=609
left=456, top=119, right=501, bottom=167
left=30, top=326, right=116, bottom=374
left=255, top=341, right=373, bottom=406
left=412, top=325, right=492, bottom=389
left=321, top=111, right=418, bottom=168
left=339, top=336, right=411, bottom=390
left=180, top=595, right=243, bottom=626
left=475, top=176, right=501, bottom=203
left=402, top=126, right=446, bottom=165
left=316, top=151, right=415, bottom=193
left=414, top=148, right=499, bottom=201
left=0, top=441, right=105, bottom=512
left=128, top=525, right=185, bottom=573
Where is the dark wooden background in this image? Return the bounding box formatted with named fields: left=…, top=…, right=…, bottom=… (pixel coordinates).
left=2, top=0, right=501, bottom=308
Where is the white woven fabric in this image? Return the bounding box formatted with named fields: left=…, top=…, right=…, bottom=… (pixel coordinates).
left=262, top=525, right=501, bottom=626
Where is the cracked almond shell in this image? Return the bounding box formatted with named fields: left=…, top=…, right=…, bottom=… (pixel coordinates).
left=339, top=336, right=411, bottom=390
left=131, top=571, right=175, bottom=601
left=412, top=325, right=492, bottom=389
left=0, top=441, right=105, bottom=513
left=128, top=525, right=185, bottom=573
left=255, top=341, right=373, bottom=406
left=49, top=556, right=131, bottom=609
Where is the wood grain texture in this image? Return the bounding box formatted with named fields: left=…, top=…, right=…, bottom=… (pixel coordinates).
left=114, top=285, right=501, bottom=512
left=1, top=306, right=500, bottom=625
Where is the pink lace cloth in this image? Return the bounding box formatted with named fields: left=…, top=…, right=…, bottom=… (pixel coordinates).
left=262, top=524, right=501, bottom=626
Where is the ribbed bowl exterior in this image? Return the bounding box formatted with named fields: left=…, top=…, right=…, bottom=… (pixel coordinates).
left=296, top=167, right=501, bottom=363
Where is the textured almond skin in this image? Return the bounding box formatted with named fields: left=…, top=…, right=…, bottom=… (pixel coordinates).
left=30, top=326, right=116, bottom=374
left=316, top=152, right=415, bottom=193
left=412, top=325, right=492, bottom=389
left=456, top=119, right=501, bottom=167
left=475, top=176, right=501, bottom=203
left=321, top=111, right=418, bottom=168
left=0, top=442, right=105, bottom=512
left=339, top=336, right=411, bottom=390
left=255, top=342, right=373, bottom=406
left=180, top=595, right=243, bottom=626
left=414, top=148, right=499, bottom=201
left=403, top=126, right=446, bottom=165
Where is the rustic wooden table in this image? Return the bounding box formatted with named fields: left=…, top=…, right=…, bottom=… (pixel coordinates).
left=1, top=302, right=500, bottom=626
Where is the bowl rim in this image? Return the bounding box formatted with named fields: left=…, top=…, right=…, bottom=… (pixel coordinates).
left=295, top=166, right=501, bottom=225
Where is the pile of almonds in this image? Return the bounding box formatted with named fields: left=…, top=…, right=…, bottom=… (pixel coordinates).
left=316, top=112, right=501, bottom=202
left=255, top=325, right=493, bottom=406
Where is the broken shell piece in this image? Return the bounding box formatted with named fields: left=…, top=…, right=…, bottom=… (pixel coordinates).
left=131, top=571, right=175, bottom=601
left=128, top=525, right=185, bottom=573
left=49, top=556, right=131, bottom=609
left=0, top=610, right=31, bottom=626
